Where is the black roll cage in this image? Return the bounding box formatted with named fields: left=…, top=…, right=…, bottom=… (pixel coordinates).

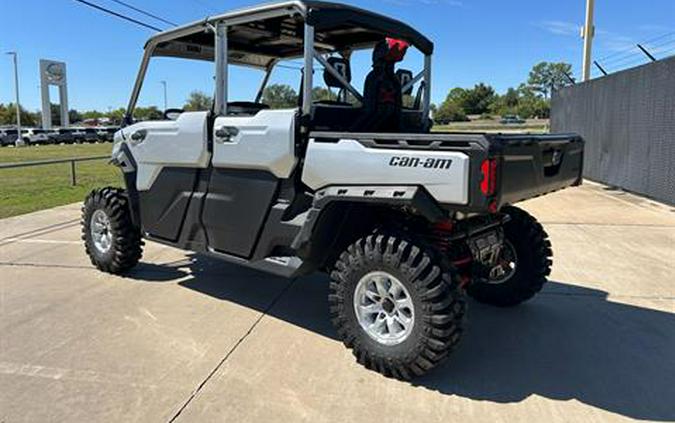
left=125, top=0, right=433, bottom=125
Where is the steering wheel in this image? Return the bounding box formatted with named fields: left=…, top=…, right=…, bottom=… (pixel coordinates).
left=227, top=102, right=270, bottom=115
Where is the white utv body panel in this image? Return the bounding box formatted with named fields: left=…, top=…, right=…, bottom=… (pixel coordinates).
left=211, top=109, right=297, bottom=177
left=302, top=138, right=471, bottom=205
left=116, top=111, right=210, bottom=190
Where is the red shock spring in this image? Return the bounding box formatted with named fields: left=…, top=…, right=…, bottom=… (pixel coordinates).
left=433, top=220, right=473, bottom=268
left=431, top=220, right=454, bottom=254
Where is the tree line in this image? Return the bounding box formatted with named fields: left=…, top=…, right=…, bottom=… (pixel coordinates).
left=433, top=61, right=573, bottom=123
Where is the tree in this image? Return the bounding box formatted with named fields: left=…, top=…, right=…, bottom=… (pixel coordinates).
left=262, top=84, right=298, bottom=109
left=134, top=106, right=163, bottom=121
left=433, top=100, right=468, bottom=124
left=465, top=83, right=496, bottom=115
left=81, top=110, right=105, bottom=119
left=515, top=84, right=550, bottom=119
left=50, top=103, right=64, bottom=125
left=108, top=108, right=126, bottom=125
left=0, top=103, right=38, bottom=126
left=527, top=62, right=574, bottom=99
left=69, top=109, right=82, bottom=124
left=312, top=87, right=337, bottom=102
left=184, top=91, right=213, bottom=111
left=502, top=87, right=520, bottom=108
left=443, top=84, right=496, bottom=115
left=489, top=87, right=521, bottom=116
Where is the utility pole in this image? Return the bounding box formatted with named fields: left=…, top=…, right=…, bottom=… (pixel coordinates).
left=581, top=0, right=595, bottom=82
left=6, top=51, right=22, bottom=141
left=160, top=80, right=167, bottom=110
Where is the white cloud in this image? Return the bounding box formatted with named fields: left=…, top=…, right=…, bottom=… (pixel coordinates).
left=536, top=21, right=644, bottom=54
left=537, top=20, right=579, bottom=36
left=600, top=33, right=637, bottom=53
left=637, top=24, right=672, bottom=33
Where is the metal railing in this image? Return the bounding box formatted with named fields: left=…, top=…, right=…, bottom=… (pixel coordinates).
left=0, top=155, right=109, bottom=186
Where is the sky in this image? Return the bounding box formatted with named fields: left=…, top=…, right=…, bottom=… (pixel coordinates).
left=1, top=0, right=674, bottom=112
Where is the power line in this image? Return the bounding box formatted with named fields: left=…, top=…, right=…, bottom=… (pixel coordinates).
left=598, top=30, right=675, bottom=62
left=72, top=0, right=162, bottom=32
left=108, top=0, right=177, bottom=27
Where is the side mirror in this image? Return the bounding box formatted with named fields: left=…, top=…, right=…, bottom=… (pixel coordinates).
left=396, top=69, right=414, bottom=95
left=164, top=108, right=184, bottom=121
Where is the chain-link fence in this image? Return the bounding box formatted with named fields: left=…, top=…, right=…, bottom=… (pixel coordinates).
left=551, top=56, right=675, bottom=205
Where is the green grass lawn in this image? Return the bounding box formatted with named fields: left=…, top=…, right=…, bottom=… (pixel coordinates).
left=0, top=144, right=122, bottom=219
left=432, top=119, right=549, bottom=133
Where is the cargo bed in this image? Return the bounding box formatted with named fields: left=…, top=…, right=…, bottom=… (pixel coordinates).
left=309, top=131, right=584, bottom=213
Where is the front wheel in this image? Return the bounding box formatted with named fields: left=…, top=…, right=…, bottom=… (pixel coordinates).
left=467, top=206, right=552, bottom=307
left=81, top=187, right=143, bottom=274
left=329, top=232, right=465, bottom=380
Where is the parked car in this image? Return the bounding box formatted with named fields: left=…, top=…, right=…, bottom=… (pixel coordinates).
left=0, top=129, right=8, bottom=146
left=82, top=127, right=99, bottom=143
left=70, top=127, right=88, bottom=144
left=51, top=128, right=72, bottom=144
left=96, top=126, right=118, bottom=142
left=45, top=129, right=60, bottom=144
left=500, top=114, right=526, bottom=124
left=22, top=128, right=51, bottom=145
left=1, top=129, right=19, bottom=146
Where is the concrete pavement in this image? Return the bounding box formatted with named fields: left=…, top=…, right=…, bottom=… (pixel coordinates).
left=1, top=181, right=673, bottom=422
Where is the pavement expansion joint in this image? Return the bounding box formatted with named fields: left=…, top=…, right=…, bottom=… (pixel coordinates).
left=166, top=277, right=298, bottom=423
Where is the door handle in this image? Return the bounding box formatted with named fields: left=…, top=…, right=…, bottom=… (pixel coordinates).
left=129, top=129, right=147, bottom=144
left=215, top=126, right=239, bottom=143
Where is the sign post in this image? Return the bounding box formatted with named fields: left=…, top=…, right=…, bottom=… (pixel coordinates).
left=40, top=60, right=70, bottom=129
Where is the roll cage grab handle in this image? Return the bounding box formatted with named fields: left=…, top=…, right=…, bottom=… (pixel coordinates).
left=123, top=15, right=432, bottom=125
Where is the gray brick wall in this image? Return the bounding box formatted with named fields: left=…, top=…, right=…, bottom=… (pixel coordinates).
left=551, top=56, right=675, bottom=205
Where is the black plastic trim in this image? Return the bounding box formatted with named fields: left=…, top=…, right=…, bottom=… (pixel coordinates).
left=292, top=185, right=445, bottom=252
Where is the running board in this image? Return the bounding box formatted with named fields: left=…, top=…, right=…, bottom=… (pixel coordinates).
left=206, top=247, right=306, bottom=279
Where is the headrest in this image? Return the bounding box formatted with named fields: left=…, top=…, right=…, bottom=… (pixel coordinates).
left=373, top=37, right=410, bottom=63
left=396, top=69, right=414, bottom=95
left=323, top=57, right=351, bottom=88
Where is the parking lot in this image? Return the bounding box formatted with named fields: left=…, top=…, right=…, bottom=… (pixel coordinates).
left=0, top=181, right=673, bottom=422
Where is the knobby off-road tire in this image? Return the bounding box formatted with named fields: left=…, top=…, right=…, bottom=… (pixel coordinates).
left=82, top=187, right=143, bottom=274
left=467, top=206, right=552, bottom=307
left=329, top=232, right=466, bottom=380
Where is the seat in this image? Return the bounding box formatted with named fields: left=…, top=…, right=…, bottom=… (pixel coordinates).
left=310, top=56, right=360, bottom=131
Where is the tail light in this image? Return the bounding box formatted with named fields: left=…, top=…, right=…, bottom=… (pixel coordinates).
left=480, top=158, right=498, bottom=196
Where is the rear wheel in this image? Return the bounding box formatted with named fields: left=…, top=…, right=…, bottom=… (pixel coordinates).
left=467, top=206, right=552, bottom=307
left=82, top=187, right=143, bottom=274
left=329, top=232, right=465, bottom=379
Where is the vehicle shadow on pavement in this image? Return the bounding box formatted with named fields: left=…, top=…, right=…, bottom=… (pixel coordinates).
left=418, top=284, right=675, bottom=422
left=127, top=255, right=675, bottom=421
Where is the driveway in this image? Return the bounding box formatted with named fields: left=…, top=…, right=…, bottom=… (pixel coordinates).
left=1, top=181, right=673, bottom=422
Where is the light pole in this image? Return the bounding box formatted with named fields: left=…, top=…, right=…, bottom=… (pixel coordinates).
left=581, top=0, right=595, bottom=82
left=160, top=80, right=167, bottom=110
left=6, top=51, right=22, bottom=142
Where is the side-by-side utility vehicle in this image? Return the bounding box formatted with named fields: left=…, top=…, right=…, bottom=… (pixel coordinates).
left=82, top=1, right=583, bottom=379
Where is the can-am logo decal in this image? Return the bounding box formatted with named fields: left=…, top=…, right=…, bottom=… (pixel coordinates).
left=389, top=156, right=452, bottom=169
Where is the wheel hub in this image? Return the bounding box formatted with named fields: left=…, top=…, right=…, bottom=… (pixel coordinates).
left=90, top=209, right=112, bottom=254
left=353, top=271, right=415, bottom=346
left=487, top=240, right=517, bottom=284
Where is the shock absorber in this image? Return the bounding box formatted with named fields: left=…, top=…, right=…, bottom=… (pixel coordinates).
left=430, top=220, right=473, bottom=288
left=430, top=220, right=453, bottom=254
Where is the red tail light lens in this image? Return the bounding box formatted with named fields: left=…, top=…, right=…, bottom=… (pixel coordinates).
left=480, top=158, right=497, bottom=196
